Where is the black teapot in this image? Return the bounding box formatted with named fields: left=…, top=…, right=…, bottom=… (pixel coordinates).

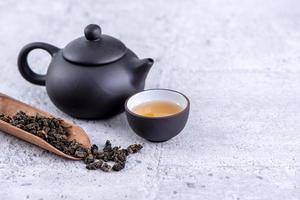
left=18, top=24, right=154, bottom=119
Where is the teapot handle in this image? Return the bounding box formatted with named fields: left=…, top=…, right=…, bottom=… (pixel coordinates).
left=17, top=42, right=60, bottom=86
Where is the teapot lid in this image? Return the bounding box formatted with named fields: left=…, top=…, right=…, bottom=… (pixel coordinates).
left=63, top=24, right=127, bottom=65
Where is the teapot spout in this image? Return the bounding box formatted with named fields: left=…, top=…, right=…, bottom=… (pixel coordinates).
left=133, top=58, right=154, bottom=85
left=137, top=58, right=154, bottom=73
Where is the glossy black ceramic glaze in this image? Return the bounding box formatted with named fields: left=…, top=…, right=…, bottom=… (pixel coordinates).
left=125, top=89, right=190, bottom=142
left=18, top=24, right=154, bottom=119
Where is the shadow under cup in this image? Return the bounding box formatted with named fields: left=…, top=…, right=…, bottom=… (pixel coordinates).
left=125, top=89, right=190, bottom=142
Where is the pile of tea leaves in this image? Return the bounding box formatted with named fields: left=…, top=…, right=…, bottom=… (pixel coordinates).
left=0, top=111, right=143, bottom=172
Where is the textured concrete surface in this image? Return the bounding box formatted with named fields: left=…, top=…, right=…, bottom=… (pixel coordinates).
left=0, top=0, right=300, bottom=199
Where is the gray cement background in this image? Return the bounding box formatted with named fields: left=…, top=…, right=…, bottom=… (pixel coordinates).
left=0, top=0, right=300, bottom=199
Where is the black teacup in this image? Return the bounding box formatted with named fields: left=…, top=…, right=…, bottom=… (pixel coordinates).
left=125, top=89, right=190, bottom=142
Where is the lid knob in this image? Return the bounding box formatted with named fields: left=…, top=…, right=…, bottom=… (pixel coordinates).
left=84, top=24, right=102, bottom=41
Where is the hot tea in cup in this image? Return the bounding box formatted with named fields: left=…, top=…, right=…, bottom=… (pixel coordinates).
left=132, top=100, right=183, bottom=118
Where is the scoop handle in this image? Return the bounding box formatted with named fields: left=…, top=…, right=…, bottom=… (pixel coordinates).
left=17, top=42, right=59, bottom=86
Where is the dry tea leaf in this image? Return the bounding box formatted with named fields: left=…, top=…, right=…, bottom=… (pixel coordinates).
left=127, top=144, right=143, bottom=154
left=86, top=160, right=103, bottom=170
left=100, top=163, right=112, bottom=172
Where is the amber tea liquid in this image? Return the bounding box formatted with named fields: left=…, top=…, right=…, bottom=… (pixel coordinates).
left=132, top=101, right=183, bottom=117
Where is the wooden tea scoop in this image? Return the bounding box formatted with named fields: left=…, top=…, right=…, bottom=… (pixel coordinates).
left=0, top=93, right=91, bottom=160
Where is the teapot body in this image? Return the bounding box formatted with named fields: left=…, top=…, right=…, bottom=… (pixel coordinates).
left=45, top=50, right=147, bottom=119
